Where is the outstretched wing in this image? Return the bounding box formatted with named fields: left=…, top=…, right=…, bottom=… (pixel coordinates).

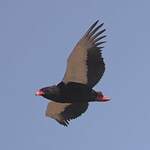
left=45, top=101, right=88, bottom=126
left=63, top=20, right=106, bottom=88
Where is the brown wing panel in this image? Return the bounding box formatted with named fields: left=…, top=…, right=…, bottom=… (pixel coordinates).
left=45, top=102, right=88, bottom=126
left=63, top=20, right=106, bottom=87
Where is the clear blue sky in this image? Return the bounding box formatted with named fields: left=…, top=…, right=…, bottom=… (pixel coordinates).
left=1, top=0, right=150, bottom=149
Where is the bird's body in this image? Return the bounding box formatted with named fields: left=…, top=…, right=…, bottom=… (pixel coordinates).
left=36, top=20, right=110, bottom=126
left=41, top=82, right=98, bottom=103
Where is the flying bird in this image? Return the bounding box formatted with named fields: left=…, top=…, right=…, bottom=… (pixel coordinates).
left=36, top=20, right=110, bottom=126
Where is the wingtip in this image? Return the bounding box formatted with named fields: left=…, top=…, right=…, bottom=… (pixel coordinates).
left=92, top=20, right=99, bottom=27
left=95, top=20, right=99, bottom=24
left=56, top=119, right=70, bottom=127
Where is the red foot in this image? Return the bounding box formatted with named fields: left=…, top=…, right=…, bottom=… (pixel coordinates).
left=96, top=92, right=110, bottom=102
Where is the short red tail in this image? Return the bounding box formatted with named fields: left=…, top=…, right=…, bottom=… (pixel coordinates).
left=96, top=92, right=110, bottom=102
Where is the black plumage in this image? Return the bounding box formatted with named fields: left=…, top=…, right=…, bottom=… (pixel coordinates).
left=36, top=20, right=109, bottom=126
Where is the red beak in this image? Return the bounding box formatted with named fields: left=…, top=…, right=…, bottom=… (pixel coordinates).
left=35, top=90, right=44, bottom=96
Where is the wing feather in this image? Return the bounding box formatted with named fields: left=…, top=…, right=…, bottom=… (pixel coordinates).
left=63, top=20, right=106, bottom=87
left=45, top=101, right=88, bottom=126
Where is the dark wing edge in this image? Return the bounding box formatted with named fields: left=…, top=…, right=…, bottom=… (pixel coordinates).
left=85, top=20, right=106, bottom=87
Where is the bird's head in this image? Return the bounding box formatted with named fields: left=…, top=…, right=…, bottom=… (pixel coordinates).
left=35, top=85, right=59, bottom=99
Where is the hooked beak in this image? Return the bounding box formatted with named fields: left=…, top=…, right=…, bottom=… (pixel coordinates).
left=35, top=90, right=44, bottom=96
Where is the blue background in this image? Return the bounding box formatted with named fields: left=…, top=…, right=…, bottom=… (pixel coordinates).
left=0, top=0, right=150, bottom=149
